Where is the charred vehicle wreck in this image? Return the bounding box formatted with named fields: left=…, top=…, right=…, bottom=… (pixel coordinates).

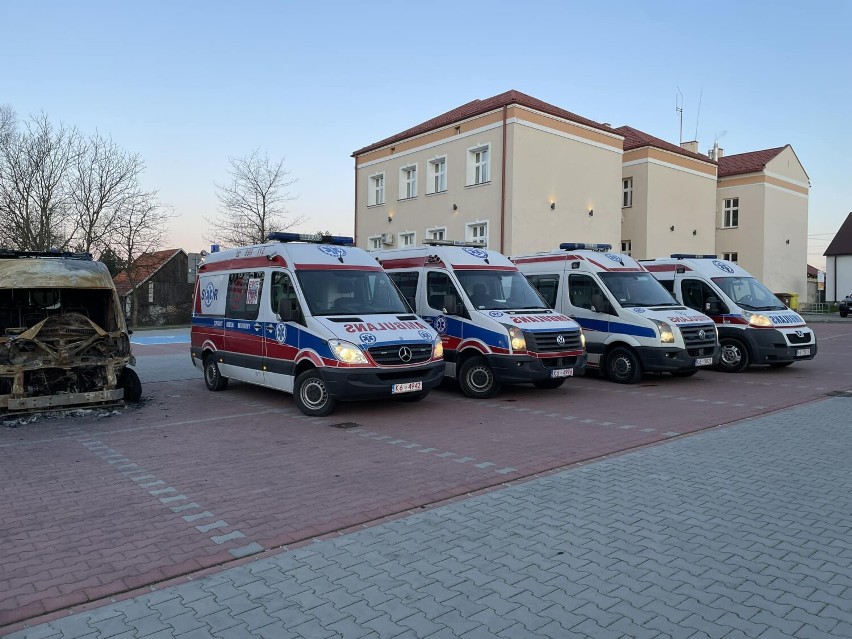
left=0, top=250, right=141, bottom=414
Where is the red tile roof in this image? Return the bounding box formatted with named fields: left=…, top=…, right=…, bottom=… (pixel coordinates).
left=113, top=248, right=183, bottom=296
left=824, top=212, right=852, bottom=256
left=613, top=125, right=716, bottom=164
left=352, top=90, right=619, bottom=156
left=807, top=264, right=820, bottom=277
left=717, top=146, right=786, bottom=178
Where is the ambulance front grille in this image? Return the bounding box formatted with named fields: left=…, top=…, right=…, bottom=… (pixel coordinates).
left=787, top=331, right=812, bottom=344
left=524, top=329, right=583, bottom=353
left=680, top=323, right=717, bottom=349
left=368, top=343, right=432, bottom=365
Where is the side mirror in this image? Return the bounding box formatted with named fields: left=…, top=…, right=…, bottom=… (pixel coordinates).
left=443, top=294, right=459, bottom=316
left=705, top=297, right=722, bottom=315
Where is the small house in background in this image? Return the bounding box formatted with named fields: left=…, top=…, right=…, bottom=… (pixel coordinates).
left=113, top=248, right=195, bottom=326
left=806, top=264, right=823, bottom=304
left=824, top=212, right=852, bottom=303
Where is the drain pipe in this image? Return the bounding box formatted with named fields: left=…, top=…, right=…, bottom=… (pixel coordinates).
left=500, top=105, right=507, bottom=253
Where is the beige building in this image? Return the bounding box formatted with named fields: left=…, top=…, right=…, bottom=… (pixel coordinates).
left=351, top=91, right=623, bottom=256
left=716, top=146, right=809, bottom=298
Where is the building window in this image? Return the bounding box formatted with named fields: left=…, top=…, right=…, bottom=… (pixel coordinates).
left=148, top=282, right=154, bottom=303
left=399, top=165, right=417, bottom=200
left=428, top=157, right=447, bottom=194
left=622, top=177, right=633, bottom=208
left=621, top=240, right=632, bottom=256
left=427, top=227, right=446, bottom=241
left=467, top=144, right=490, bottom=186
left=723, top=252, right=738, bottom=263
left=467, top=221, right=488, bottom=246
left=399, top=232, right=415, bottom=247
left=723, top=197, right=739, bottom=228
left=368, top=235, right=382, bottom=251
left=368, top=173, right=385, bottom=206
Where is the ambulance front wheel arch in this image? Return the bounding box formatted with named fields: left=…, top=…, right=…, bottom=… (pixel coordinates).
left=457, top=353, right=501, bottom=399
left=294, top=367, right=337, bottom=417
left=203, top=352, right=229, bottom=391
left=604, top=345, right=643, bottom=384
left=717, top=337, right=750, bottom=373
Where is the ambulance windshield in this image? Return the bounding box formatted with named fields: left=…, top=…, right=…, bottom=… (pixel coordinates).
left=598, top=272, right=678, bottom=307
left=711, top=277, right=786, bottom=311
left=296, top=270, right=410, bottom=316
left=455, top=270, right=548, bottom=310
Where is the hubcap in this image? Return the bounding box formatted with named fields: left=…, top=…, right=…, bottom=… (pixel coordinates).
left=721, top=344, right=741, bottom=365
left=613, top=356, right=631, bottom=377
left=301, top=378, right=327, bottom=408
left=206, top=364, right=216, bottom=384
left=468, top=366, right=492, bottom=391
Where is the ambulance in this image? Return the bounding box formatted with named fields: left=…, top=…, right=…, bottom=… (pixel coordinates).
left=513, top=243, right=719, bottom=384
left=375, top=241, right=586, bottom=399
left=190, top=233, right=445, bottom=416
left=641, top=255, right=817, bottom=372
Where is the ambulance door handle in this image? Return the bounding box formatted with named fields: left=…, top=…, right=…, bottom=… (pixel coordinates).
left=254, top=322, right=262, bottom=332
left=265, top=324, right=274, bottom=333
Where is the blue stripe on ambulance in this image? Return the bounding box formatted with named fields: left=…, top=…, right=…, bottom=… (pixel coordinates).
left=574, top=317, right=656, bottom=339
left=424, top=315, right=510, bottom=351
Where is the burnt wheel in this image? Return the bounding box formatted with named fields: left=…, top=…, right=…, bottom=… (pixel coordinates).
left=203, top=354, right=229, bottom=391
left=119, top=367, right=142, bottom=402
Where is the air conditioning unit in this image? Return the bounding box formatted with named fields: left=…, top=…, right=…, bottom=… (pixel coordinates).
left=381, top=233, right=395, bottom=246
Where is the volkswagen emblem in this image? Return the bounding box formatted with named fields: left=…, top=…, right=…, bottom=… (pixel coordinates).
left=698, top=329, right=706, bottom=340
left=556, top=335, right=566, bottom=346
left=398, top=346, right=413, bottom=363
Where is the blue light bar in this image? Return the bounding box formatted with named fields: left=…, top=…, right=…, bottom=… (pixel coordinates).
left=670, top=254, right=718, bottom=259
left=559, top=243, right=612, bottom=252
left=267, top=232, right=354, bottom=246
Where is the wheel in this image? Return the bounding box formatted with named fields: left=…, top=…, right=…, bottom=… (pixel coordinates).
left=770, top=362, right=794, bottom=368
left=670, top=370, right=698, bottom=378
left=294, top=369, right=336, bottom=416
left=458, top=356, right=501, bottom=399
left=605, top=347, right=643, bottom=384
left=717, top=338, right=750, bottom=373
left=395, top=390, right=430, bottom=402
left=203, top=354, right=229, bottom=391
left=118, top=367, right=142, bottom=402
left=533, top=378, right=566, bottom=389
left=841, top=310, right=848, bottom=318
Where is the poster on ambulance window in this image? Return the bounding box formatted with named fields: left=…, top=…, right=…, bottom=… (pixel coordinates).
left=247, top=278, right=261, bottom=306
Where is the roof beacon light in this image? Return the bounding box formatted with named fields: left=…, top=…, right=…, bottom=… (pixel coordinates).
left=559, top=243, right=612, bottom=252
left=423, top=240, right=486, bottom=247
left=267, top=232, right=354, bottom=246
left=670, top=254, right=718, bottom=259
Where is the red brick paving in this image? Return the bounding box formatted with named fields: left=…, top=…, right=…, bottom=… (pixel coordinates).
left=1, top=324, right=850, bottom=630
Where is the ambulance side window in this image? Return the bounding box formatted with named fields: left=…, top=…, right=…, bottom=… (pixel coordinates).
left=270, top=272, right=299, bottom=316
left=569, top=274, right=612, bottom=314
left=426, top=272, right=463, bottom=312
left=681, top=279, right=727, bottom=314
left=525, top=274, right=559, bottom=308
left=226, top=271, right=264, bottom=320
left=387, top=272, right=419, bottom=310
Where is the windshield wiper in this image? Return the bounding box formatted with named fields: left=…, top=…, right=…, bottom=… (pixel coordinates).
left=753, top=305, right=785, bottom=311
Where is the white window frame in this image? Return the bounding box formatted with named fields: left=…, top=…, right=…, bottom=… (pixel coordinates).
left=368, top=235, right=382, bottom=251
left=368, top=172, right=385, bottom=206
left=466, top=144, right=491, bottom=186
left=427, top=226, right=447, bottom=241
left=723, top=197, right=739, bottom=228
left=621, top=240, right=632, bottom=256
left=622, top=177, right=633, bottom=208
left=148, top=281, right=154, bottom=303
left=399, top=164, right=417, bottom=200
left=427, top=156, right=447, bottom=194
left=399, top=231, right=416, bottom=247
left=723, top=251, right=738, bottom=263
left=466, top=221, right=488, bottom=246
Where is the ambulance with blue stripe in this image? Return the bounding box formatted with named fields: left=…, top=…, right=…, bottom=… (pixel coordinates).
left=641, top=255, right=817, bottom=372
left=513, top=244, right=720, bottom=384
left=190, top=233, right=444, bottom=416
left=376, top=242, right=586, bottom=399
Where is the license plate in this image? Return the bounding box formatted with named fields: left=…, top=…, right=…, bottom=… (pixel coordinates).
left=695, top=357, right=713, bottom=367
left=551, top=368, right=574, bottom=378
left=392, top=381, right=423, bottom=394
left=796, top=348, right=811, bottom=357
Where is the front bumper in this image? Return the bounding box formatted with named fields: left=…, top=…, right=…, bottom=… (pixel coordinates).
left=635, top=345, right=720, bottom=373
left=320, top=361, right=445, bottom=401
left=483, top=352, right=587, bottom=384
left=748, top=329, right=818, bottom=364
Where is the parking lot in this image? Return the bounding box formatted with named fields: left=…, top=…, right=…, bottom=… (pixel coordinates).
left=2, top=322, right=851, bottom=632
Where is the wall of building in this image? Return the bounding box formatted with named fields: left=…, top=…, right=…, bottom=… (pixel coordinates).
left=826, top=255, right=852, bottom=302
left=761, top=184, right=808, bottom=297
left=620, top=161, right=649, bottom=258
left=715, top=181, right=766, bottom=282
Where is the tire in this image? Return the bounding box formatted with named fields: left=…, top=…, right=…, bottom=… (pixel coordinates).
left=770, top=361, right=794, bottom=368
left=670, top=370, right=698, bottom=378
left=203, top=354, right=229, bottom=391
left=458, top=355, right=501, bottom=399
left=841, top=310, right=848, bottom=318
left=533, top=378, right=566, bottom=389
left=605, top=346, right=643, bottom=384
left=294, top=369, right=336, bottom=416
left=118, top=367, right=142, bottom=402
left=395, top=390, right=430, bottom=402
left=717, top=338, right=750, bottom=373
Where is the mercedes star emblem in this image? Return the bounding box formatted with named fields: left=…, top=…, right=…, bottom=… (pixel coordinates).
left=398, top=346, right=413, bottom=363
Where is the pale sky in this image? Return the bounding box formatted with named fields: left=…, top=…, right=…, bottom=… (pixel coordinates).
left=2, top=0, right=849, bottom=268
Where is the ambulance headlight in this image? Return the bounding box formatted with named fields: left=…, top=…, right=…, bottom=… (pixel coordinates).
left=505, top=325, right=526, bottom=351
left=650, top=319, right=675, bottom=344
left=329, top=339, right=368, bottom=364
left=580, top=329, right=586, bottom=348
left=742, top=310, right=773, bottom=328
left=432, top=336, right=444, bottom=359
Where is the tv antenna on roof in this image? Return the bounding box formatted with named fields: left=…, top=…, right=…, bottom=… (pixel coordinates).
left=676, top=86, right=684, bottom=144
left=694, top=88, right=703, bottom=142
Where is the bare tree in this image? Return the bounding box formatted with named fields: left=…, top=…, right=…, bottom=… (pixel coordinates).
left=0, top=105, right=14, bottom=145
left=205, top=148, right=303, bottom=247
left=70, top=132, right=145, bottom=254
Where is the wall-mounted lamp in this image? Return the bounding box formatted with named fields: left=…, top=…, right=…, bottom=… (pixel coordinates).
left=588, top=208, right=594, bottom=217
left=388, top=215, right=393, bottom=223
left=670, top=225, right=675, bottom=232
left=452, top=204, right=458, bottom=211
left=550, top=202, right=556, bottom=210
left=785, top=239, right=790, bottom=244
left=692, top=230, right=697, bottom=236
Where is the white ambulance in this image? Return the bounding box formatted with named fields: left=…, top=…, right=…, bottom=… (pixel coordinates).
left=190, top=233, right=445, bottom=416
left=376, top=242, right=586, bottom=398
left=642, top=255, right=818, bottom=372
left=513, top=243, right=719, bottom=383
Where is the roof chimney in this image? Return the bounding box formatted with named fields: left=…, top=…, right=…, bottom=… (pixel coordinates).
left=680, top=140, right=699, bottom=154
left=708, top=140, right=723, bottom=161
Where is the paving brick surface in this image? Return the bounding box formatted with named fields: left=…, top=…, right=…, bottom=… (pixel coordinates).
left=8, top=393, right=852, bottom=638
